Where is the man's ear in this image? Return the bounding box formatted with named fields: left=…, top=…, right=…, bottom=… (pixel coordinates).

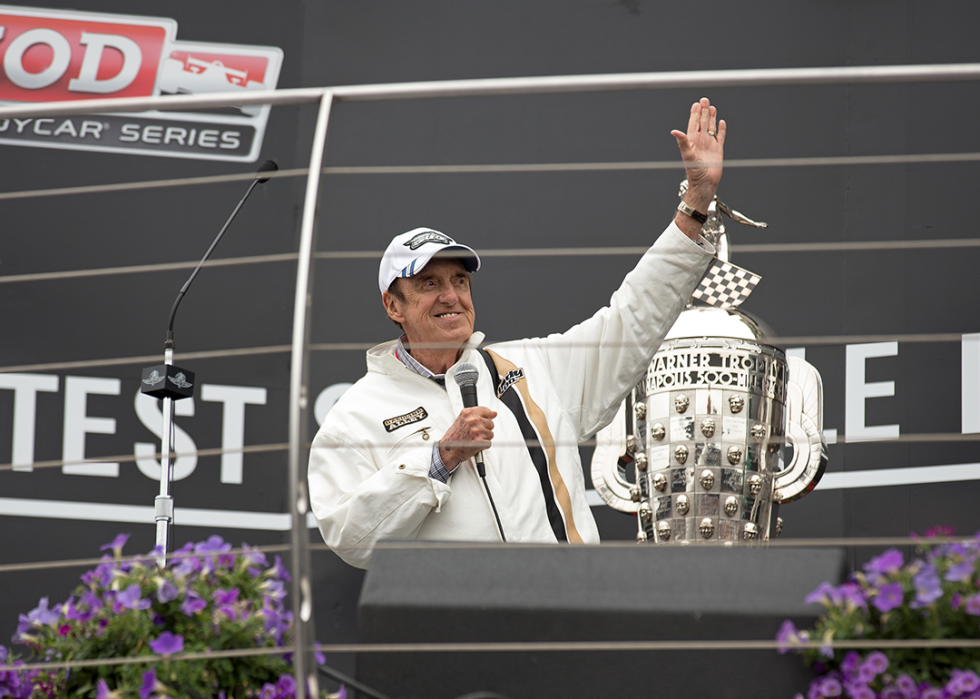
left=382, top=290, right=404, bottom=323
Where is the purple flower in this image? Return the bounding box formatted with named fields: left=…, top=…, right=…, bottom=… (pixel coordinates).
left=844, top=683, right=875, bottom=699
left=895, top=675, right=917, bottom=697
left=149, top=631, right=184, bottom=656
left=776, top=620, right=803, bottom=654
left=32, top=597, right=61, bottom=626
left=945, top=559, right=975, bottom=583
left=81, top=557, right=117, bottom=589
left=262, top=606, right=283, bottom=642
left=920, top=688, right=943, bottom=699
left=865, top=651, right=889, bottom=674
left=263, top=579, right=287, bottom=602
left=911, top=565, right=943, bottom=607
left=268, top=555, right=292, bottom=582
left=156, top=579, right=179, bottom=604
left=66, top=590, right=103, bottom=623
left=949, top=670, right=980, bottom=695
left=881, top=685, right=903, bottom=699
left=140, top=668, right=157, bottom=699
left=195, top=535, right=232, bottom=573
left=213, top=588, right=239, bottom=606
left=194, top=534, right=229, bottom=555
left=864, top=549, right=904, bottom=575
left=212, top=588, right=240, bottom=620
left=841, top=651, right=862, bottom=674
left=277, top=674, right=297, bottom=694
left=806, top=582, right=838, bottom=606
left=100, top=533, right=131, bottom=558
left=173, top=555, right=202, bottom=579
left=837, top=582, right=868, bottom=610
left=258, top=683, right=277, bottom=699
left=965, top=593, right=980, bottom=616
left=337, top=686, right=348, bottom=699
left=115, top=585, right=151, bottom=612
left=96, top=679, right=111, bottom=699
left=16, top=597, right=61, bottom=637
left=242, top=544, right=268, bottom=576
left=818, top=677, right=842, bottom=697
left=180, top=591, right=207, bottom=616
left=873, top=583, right=905, bottom=613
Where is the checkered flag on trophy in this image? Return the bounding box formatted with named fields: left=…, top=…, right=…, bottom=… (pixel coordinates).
left=692, top=259, right=761, bottom=309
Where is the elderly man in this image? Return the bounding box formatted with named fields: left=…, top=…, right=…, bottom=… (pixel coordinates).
left=309, top=98, right=724, bottom=568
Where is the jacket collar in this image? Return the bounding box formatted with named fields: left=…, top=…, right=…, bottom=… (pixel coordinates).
left=367, top=332, right=486, bottom=376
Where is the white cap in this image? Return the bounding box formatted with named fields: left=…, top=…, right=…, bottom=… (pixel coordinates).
left=378, top=227, right=481, bottom=293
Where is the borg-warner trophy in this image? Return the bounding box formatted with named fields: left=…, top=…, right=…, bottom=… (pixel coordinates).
left=591, top=184, right=828, bottom=543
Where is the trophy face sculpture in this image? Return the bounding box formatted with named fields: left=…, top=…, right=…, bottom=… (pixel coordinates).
left=591, top=184, right=828, bottom=544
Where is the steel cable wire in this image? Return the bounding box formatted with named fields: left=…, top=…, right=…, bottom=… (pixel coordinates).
left=1, top=430, right=979, bottom=475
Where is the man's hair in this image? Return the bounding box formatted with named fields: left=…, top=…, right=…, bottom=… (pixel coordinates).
left=382, top=272, right=473, bottom=332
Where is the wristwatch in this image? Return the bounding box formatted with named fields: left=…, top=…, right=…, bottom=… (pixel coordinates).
left=676, top=200, right=707, bottom=225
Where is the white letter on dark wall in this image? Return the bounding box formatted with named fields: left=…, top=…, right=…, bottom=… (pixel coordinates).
left=0, top=373, right=59, bottom=471
left=62, top=376, right=121, bottom=476
left=845, top=342, right=899, bottom=443
left=200, top=384, right=267, bottom=484
left=314, top=383, right=353, bottom=426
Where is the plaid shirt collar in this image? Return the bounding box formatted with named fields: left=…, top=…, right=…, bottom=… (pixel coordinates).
left=395, top=336, right=446, bottom=386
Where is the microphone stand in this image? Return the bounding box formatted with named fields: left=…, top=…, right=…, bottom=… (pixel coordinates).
left=140, top=160, right=278, bottom=566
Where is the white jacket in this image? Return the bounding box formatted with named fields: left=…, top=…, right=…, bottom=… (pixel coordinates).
left=308, top=223, right=713, bottom=568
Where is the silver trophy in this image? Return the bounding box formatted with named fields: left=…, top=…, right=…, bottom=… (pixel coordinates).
left=591, top=184, right=827, bottom=543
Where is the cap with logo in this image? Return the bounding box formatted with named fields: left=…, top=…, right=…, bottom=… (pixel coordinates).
left=378, top=227, right=481, bottom=293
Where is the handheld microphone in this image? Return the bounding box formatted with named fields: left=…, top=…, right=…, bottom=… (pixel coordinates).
left=453, top=362, right=484, bottom=475
left=453, top=362, right=505, bottom=541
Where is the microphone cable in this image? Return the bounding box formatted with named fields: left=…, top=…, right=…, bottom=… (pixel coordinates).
left=454, top=363, right=506, bottom=543
left=477, top=460, right=507, bottom=543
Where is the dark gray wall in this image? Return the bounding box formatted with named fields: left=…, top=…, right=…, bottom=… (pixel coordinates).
left=1, top=0, right=979, bottom=684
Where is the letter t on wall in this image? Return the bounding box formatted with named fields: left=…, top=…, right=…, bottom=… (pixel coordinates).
left=200, top=384, right=267, bottom=484
left=845, top=342, right=900, bottom=443
left=0, top=373, right=59, bottom=471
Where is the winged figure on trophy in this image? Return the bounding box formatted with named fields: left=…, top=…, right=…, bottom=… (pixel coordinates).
left=591, top=183, right=828, bottom=544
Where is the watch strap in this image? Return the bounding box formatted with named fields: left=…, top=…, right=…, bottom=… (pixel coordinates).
left=677, top=200, right=708, bottom=225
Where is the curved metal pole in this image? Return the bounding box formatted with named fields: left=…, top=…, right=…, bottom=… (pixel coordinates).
left=288, top=90, right=335, bottom=699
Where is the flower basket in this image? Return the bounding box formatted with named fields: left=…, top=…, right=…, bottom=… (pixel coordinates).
left=777, top=528, right=980, bottom=699
left=0, top=534, right=343, bottom=699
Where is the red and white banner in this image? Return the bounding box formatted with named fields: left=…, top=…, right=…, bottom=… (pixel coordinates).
left=0, top=5, right=282, bottom=161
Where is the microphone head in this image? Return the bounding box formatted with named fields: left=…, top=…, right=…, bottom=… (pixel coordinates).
left=454, top=362, right=480, bottom=387
left=256, top=159, right=278, bottom=183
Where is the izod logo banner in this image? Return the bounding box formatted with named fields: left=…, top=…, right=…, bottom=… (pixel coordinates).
left=0, top=5, right=283, bottom=162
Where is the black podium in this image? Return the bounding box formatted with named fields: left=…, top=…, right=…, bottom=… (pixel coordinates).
left=356, top=543, right=845, bottom=699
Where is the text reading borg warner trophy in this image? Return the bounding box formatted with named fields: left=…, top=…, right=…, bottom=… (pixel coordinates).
left=591, top=185, right=828, bottom=544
